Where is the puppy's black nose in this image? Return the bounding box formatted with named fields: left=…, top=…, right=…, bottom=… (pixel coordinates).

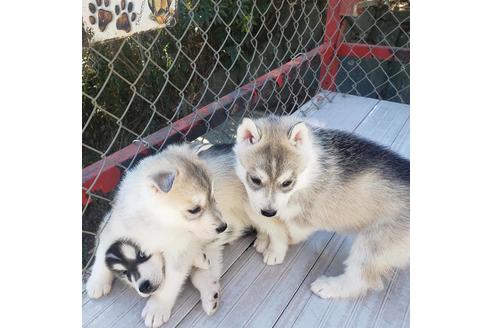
left=139, top=280, right=152, bottom=294
left=216, top=223, right=227, bottom=233
left=261, top=209, right=277, bottom=217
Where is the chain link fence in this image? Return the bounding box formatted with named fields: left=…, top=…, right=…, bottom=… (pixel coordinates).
left=82, top=0, right=410, bottom=273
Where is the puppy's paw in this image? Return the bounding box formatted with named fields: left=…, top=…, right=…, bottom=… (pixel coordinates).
left=201, top=282, right=220, bottom=316
left=193, top=252, right=211, bottom=270
left=86, top=275, right=112, bottom=299
left=141, top=296, right=171, bottom=328
left=253, top=234, right=269, bottom=254
left=311, top=276, right=339, bottom=299
left=310, top=275, right=365, bottom=299
left=262, top=247, right=286, bottom=265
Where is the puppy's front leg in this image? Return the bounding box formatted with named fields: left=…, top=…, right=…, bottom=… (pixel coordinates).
left=259, top=220, right=289, bottom=265
left=253, top=230, right=269, bottom=253
left=193, top=249, right=211, bottom=270
left=191, top=244, right=223, bottom=315
left=86, top=239, right=114, bottom=299
left=141, top=253, right=192, bottom=328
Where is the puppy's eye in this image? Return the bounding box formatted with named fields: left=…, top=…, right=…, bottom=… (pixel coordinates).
left=188, top=206, right=202, bottom=214
left=249, top=175, right=262, bottom=186
left=121, top=270, right=128, bottom=276
left=137, top=251, right=149, bottom=261
left=281, top=180, right=293, bottom=188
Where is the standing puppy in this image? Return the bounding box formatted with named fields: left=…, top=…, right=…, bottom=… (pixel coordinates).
left=198, top=143, right=290, bottom=265
left=233, top=115, right=409, bottom=298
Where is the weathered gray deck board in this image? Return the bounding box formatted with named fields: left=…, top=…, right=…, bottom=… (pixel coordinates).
left=370, top=269, right=410, bottom=328
left=82, top=92, right=410, bottom=328
left=295, top=91, right=380, bottom=132
left=204, top=233, right=334, bottom=328
left=354, top=100, right=409, bottom=147
left=272, top=234, right=347, bottom=328
left=391, top=118, right=410, bottom=159
left=242, top=233, right=336, bottom=328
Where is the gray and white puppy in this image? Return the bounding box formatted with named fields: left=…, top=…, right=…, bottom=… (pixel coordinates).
left=197, top=143, right=291, bottom=265
left=233, top=115, right=409, bottom=299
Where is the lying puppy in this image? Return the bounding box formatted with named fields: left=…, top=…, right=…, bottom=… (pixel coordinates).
left=104, top=239, right=165, bottom=298
left=103, top=239, right=213, bottom=299
left=234, top=115, right=409, bottom=299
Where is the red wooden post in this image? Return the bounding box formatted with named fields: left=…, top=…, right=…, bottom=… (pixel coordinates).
left=320, top=0, right=343, bottom=90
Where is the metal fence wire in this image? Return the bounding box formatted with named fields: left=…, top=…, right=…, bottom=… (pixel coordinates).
left=82, top=0, right=410, bottom=272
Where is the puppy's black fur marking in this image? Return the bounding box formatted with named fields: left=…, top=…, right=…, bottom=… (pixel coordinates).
left=105, top=239, right=151, bottom=282
left=314, top=129, right=410, bottom=184
left=202, top=133, right=409, bottom=185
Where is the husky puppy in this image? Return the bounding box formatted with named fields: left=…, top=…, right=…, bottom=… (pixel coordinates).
left=198, top=143, right=291, bottom=265
left=104, top=239, right=165, bottom=298
left=103, top=239, right=212, bottom=298
left=233, top=115, right=409, bottom=299
left=86, top=143, right=233, bottom=327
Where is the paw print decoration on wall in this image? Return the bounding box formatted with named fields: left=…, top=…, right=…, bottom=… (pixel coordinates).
left=115, top=0, right=136, bottom=33
left=87, top=0, right=113, bottom=32
left=83, top=0, right=178, bottom=45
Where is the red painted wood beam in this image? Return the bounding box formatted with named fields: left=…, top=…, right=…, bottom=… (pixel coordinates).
left=337, top=42, right=410, bottom=63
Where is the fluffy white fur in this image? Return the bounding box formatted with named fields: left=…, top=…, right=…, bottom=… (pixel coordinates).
left=86, top=143, right=255, bottom=327
left=87, top=145, right=225, bottom=327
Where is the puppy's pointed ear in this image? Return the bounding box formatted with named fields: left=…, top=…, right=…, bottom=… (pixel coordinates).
left=288, top=121, right=310, bottom=146
left=236, top=118, right=260, bottom=144
left=149, top=170, right=177, bottom=193
left=193, top=143, right=214, bottom=155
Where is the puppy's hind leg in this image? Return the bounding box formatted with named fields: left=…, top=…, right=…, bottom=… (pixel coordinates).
left=311, top=224, right=409, bottom=299
left=191, top=244, right=223, bottom=316
left=311, top=234, right=381, bottom=299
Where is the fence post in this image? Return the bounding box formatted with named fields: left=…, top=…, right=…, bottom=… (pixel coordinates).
left=320, top=0, right=343, bottom=90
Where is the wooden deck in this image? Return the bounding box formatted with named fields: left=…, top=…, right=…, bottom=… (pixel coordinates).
left=83, top=92, right=410, bottom=328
